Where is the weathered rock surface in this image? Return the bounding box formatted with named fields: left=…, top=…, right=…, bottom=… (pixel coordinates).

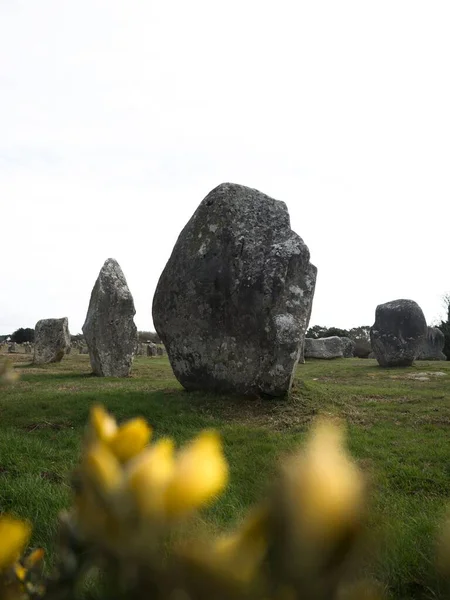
left=340, top=337, right=356, bottom=358
left=368, top=351, right=376, bottom=359
left=156, top=346, right=164, bottom=356
left=33, top=318, right=71, bottom=364
left=417, top=326, right=446, bottom=360
left=304, top=336, right=344, bottom=359
left=370, top=299, right=427, bottom=367
left=152, top=182, right=317, bottom=397
left=82, top=258, right=137, bottom=377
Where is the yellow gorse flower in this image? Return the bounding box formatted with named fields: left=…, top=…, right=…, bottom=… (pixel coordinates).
left=24, top=548, right=45, bottom=569
left=0, top=516, right=31, bottom=571
left=90, top=405, right=118, bottom=443
left=0, top=359, right=19, bottom=385
left=74, top=406, right=229, bottom=555
left=83, top=443, right=123, bottom=496
left=89, top=405, right=152, bottom=462
left=209, top=506, right=268, bottom=582
left=283, top=418, right=364, bottom=545
left=165, top=430, right=229, bottom=517
left=127, top=438, right=176, bottom=516
left=87, top=407, right=228, bottom=519
left=108, top=418, right=152, bottom=463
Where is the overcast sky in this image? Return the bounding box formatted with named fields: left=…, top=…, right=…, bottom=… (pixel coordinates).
left=1, top=0, right=449, bottom=335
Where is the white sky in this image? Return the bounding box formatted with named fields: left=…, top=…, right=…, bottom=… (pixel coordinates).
left=1, top=0, right=449, bottom=335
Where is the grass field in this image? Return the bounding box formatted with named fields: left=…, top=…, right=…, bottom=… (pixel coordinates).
left=1, top=353, right=449, bottom=599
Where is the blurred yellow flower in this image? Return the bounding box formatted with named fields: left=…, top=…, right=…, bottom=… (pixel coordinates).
left=13, top=564, right=26, bottom=582
left=128, top=438, right=175, bottom=516
left=211, top=507, right=268, bottom=582
left=24, top=548, right=45, bottom=569
left=285, top=419, right=364, bottom=545
left=165, top=431, right=229, bottom=517
left=0, top=516, right=31, bottom=570
left=0, top=359, right=19, bottom=385
left=83, top=443, right=123, bottom=496
left=75, top=407, right=229, bottom=559
left=89, top=406, right=152, bottom=463
left=90, top=405, right=118, bottom=443
left=108, top=418, right=152, bottom=463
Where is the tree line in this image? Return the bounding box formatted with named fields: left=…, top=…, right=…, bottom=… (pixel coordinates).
left=4, top=296, right=449, bottom=360
left=3, top=329, right=162, bottom=345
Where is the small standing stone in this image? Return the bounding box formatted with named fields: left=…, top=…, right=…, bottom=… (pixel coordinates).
left=33, top=318, right=71, bottom=364
left=304, top=337, right=344, bottom=359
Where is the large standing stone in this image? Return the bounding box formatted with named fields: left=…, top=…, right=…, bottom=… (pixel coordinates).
left=33, top=318, right=71, bottom=364
left=340, top=337, right=356, bottom=358
left=82, top=258, right=137, bottom=377
left=152, top=182, right=317, bottom=397
left=304, top=336, right=344, bottom=359
left=370, top=299, right=427, bottom=367
left=417, top=327, right=446, bottom=360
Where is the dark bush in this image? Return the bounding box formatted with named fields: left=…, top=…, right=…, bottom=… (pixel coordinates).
left=138, top=331, right=161, bottom=344
left=11, top=327, right=35, bottom=343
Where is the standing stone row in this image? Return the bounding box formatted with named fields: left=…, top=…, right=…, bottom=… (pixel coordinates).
left=30, top=182, right=318, bottom=395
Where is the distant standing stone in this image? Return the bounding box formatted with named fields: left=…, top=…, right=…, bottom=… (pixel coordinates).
left=33, top=318, right=71, bottom=364
left=370, top=299, right=427, bottom=367
left=8, top=343, right=16, bottom=353
left=340, top=337, right=356, bottom=358
left=156, top=346, right=164, bottom=356
left=417, top=326, right=446, bottom=360
left=153, top=182, right=317, bottom=397
left=82, top=258, right=138, bottom=377
left=135, top=343, right=145, bottom=356
left=147, top=343, right=157, bottom=357
left=304, top=337, right=344, bottom=359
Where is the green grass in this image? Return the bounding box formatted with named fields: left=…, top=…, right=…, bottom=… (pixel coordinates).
left=1, top=354, right=449, bottom=599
